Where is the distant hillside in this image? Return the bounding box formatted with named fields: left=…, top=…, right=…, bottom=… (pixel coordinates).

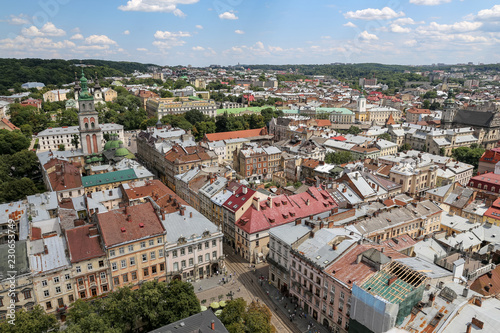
left=0, top=58, right=158, bottom=94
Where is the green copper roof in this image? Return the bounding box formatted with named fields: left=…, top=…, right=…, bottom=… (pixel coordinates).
left=104, top=140, right=123, bottom=150
left=115, top=147, right=130, bottom=157
left=81, top=169, right=137, bottom=188
left=78, top=70, right=94, bottom=101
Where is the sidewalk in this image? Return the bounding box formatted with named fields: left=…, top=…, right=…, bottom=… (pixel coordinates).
left=254, top=265, right=331, bottom=333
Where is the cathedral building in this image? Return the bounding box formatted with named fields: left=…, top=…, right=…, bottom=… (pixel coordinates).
left=37, top=71, right=123, bottom=152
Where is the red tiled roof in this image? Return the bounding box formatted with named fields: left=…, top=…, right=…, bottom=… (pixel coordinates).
left=164, top=144, right=213, bottom=164
left=123, top=180, right=188, bottom=214
left=470, top=265, right=500, bottom=296
left=31, top=227, right=42, bottom=240
left=204, top=127, right=268, bottom=142
left=324, top=243, right=408, bottom=286
left=479, top=150, right=500, bottom=165
left=331, top=136, right=347, bottom=141
left=470, top=172, right=500, bottom=185
left=1, top=118, right=20, bottom=131
left=66, top=225, right=105, bottom=263
left=484, top=198, right=500, bottom=221
left=237, top=187, right=338, bottom=234
left=222, top=185, right=255, bottom=213
left=44, top=159, right=82, bottom=191
left=97, top=202, right=165, bottom=247
left=314, top=119, right=331, bottom=127
left=301, top=158, right=320, bottom=169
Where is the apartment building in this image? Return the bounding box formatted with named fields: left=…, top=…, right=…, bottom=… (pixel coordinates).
left=237, top=145, right=282, bottom=181
left=222, top=185, right=256, bottom=249
left=146, top=97, right=217, bottom=118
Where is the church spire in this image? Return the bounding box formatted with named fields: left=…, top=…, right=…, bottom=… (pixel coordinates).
left=78, top=70, right=93, bottom=101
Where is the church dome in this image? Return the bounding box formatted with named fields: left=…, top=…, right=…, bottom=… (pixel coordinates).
left=115, top=147, right=130, bottom=157
left=104, top=140, right=123, bottom=150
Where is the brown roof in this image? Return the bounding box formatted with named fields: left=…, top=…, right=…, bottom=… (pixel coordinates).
left=66, top=225, right=105, bottom=263
left=301, top=158, right=320, bottom=169
left=1, top=118, right=20, bottom=130
left=44, top=159, right=82, bottom=191
left=97, top=202, right=165, bottom=247
left=123, top=180, right=189, bottom=214
left=407, top=108, right=431, bottom=115
left=164, top=144, right=213, bottom=164
left=470, top=265, right=500, bottom=296
left=204, top=127, right=269, bottom=142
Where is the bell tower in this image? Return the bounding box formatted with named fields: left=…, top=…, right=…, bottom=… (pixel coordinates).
left=78, top=70, right=103, bottom=155
left=442, top=89, right=456, bottom=130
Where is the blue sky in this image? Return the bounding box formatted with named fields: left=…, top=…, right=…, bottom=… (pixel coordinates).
left=1, top=0, right=499, bottom=66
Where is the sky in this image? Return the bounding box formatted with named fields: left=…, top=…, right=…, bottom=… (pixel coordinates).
left=1, top=0, right=500, bottom=66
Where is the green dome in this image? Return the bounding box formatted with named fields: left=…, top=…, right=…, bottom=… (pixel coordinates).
left=115, top=147, right=130, bottom=157
left=90, top=157, right=99, bottom=162
left=104, top=140, right=123, bottom=150
left=125, top=153, right=135, bottom=159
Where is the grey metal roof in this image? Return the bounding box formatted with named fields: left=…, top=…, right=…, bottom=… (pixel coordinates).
left=270, top=222, right=312, bottom=246
left=395, top=257, right=452, bottom=279
left=162, top=206, right=220, bottom=243
left=149, top=309, right=229, bottom=333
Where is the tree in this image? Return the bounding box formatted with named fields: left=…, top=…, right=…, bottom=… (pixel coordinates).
left=194, top=121, right=216, bottom=141
left=71, top=134, right=79, bottom=149
left=245, top=302, right=274, bottom=333
left=57, top=109, right=79, bottom=126
left=184, top=109, right=205, bottom=125
left=377, top=133, right=392, bottom=141
left=422, top=100, right=431, bottom=109
left=58, top=144, right=65, bottom=151
left=451, top=146, right=485, bottom=171
left=325, top=151, right=353, bottom=165
left=346, top=126, right=361, bottom=135
left=20, top=124, right=33, bottom=138
left=399, top=143, right=412, bottom=152
left=439, top=147, right=446, bottom=156
left=160, top=90, right=173, bottom=98
left=219, top=299, right=275, bottom=333
left=0, top=305, right=59, bottom=333
left=0, top=130, right=30, bottom=155
left=220, top=298, right=246, bottom=327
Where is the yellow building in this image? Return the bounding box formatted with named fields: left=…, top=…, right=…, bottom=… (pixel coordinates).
left=103, top=88, right=118, bottom=102
left=97, top=202, right=166, bottom=290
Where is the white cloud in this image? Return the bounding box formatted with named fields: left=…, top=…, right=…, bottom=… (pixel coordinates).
left=409, top=0, right=451, bottom=5
left=392, top=18, right=419, bottom=25
left=137, top=47, right=148, bottom=51
left=404, top=39, right=418, bottom=47
left=70, top=33, right=84, bottom=40
left=22, top=22, right=66, bottom=37
left=154, top=30, right=191, bottom=39
left=6, top=14, right=29, bottom=25
left=390, top=24, right=411, bottom=33
left=0, top=35, right=75, bottom=50
left=343, top=22, right=357, bottom=28
left=195, top=25, right=203, bottom=29
left=344, top=7, right=404, bottom=21
left=475, top=5, right=500, bottom=21
left=235, top=29, right=245, bottom=34
left=192, top=46, right=205, bottom=51
left=417, top=21, right=482, bottom=34
left=153, top=30, right=191, bottom=49
left=85, top=35, right=118, bottom=45
left=358, top=31, right=379, bottom=40
left=118, top=0, right=199, bottom=17
left=123, top=30, right=130, bottom=35
left=219, top=11, right=238, bottom=20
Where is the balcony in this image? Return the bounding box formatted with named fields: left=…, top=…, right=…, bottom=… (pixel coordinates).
left=56, top=305, right=67, bottom=313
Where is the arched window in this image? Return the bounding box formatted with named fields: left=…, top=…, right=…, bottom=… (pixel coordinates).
left=81, top=103, right=85, bottom=110
left=91, top=122, right=95, bottom=129
left=484, top=185, right=488, bottom=191
left=85, top=123, right=89, bottom=129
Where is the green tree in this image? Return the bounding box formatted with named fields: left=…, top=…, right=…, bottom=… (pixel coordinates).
left=245, top=302, right=274, bottom=333
left=71, top=134, right=80, bottom=149
left=184, top=109, right=205, bottom=125
left=58, top=144, right=65, bottom=151
left=346, top=126, right=361, bottom=135
left=194, top=121, right=216, bottom=141
left=220, top=298, right=246, bottom=327
left=57, top=109, right=79, bottom=126
left=20, top=124, right=33, bottom=138
left=0, top=305, right=59, bottom=333
left=399, top=143, right=412, bottom=152
left=451, top=146, right=485, bottom=171
left=0, top=130, right=31, bottom=154
left=325, top=151, right=353, bottom=165
left=160, top=90, right=173, bottom=98
left=422, top=100, right=431, bottom=109
left=377, top=133, right=392, bottom=141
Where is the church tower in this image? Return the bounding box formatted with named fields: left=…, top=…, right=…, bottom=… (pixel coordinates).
left=93, top=73, right=104, bottom=105
left=442, top=89, right=456, bottom=130
left=78, top=70, right=103, bottom=155
left=355, top=94, right=367, bottom=122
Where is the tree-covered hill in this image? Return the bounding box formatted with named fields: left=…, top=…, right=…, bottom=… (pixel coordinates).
left=0, top=58, right=158, bottom=94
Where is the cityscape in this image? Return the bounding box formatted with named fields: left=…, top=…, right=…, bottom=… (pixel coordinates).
left=1, top=1, right=500, bottom=333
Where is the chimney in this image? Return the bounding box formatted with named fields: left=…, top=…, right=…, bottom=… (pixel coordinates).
left=306, top=199, right=310, bottom=206
left=211, top=320, right=215, bottom=330
left=127, top=214, right=132, bottom=222
left=180, top=206, right=185, bottom=216
left=428, top=293, right=435, bottom=307
left=472, top=317, right=484, bottom=330
left=161, top=212, right=165, bottom=220
left=356, top=253, right=363, bottom=264
left=332, top=243, right=337, bottom=250
left=253, top=197, right=260, bottom=211
left=463, top=288, right=469, bottom=297
left=89, top=227, right=98, bottom=237
left=190, top=212, right=193, bottom=218
left=242, top=186, right=247, bottom=194
left=267, top=196, right=273, bottom=208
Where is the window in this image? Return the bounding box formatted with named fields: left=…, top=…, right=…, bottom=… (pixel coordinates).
left=197, top=243, right=202, bottom=250
left=69, top=295, right=74, bottom=302
left=65, top=274, right=70, bottom=280
left=128, top=245, right=134, bottom=252
left=160, top=263, right=165, bottom=271
left=44, top=290, right=50, bottom=297
left=142, top=254, right=148, bottom=262
left=119, top=247, right=125, bottom=255
left=100, top=272, right=106, bottom=279
left=87, top=263, right=93, bottom=271
left=46, top=301, right=52, bottom=310
left=212, top=239, right=217, bottom=247
left=23, top=290, right=31, bottom=299
left=150, top=251, right=156, bottom=260
left=112, top=262, right=117, bottom=271
left=131, top=271, right=137, bottom=280
left=113, top=277, right=120, bottom=285
left=67, top=283, right=72, bottom=290
left=188, top=246, right=193, bottom=254
left=212, top=251, right=217, bottom=259
left=99, top=260, right=104, bottom=268
left=181, top=260, right=186, bottom=268
left=205, top=253, right=210, bottom=262
left=42, top=280, right=48, bottom=287
left=198, top=255, right=203, bottom=263
left=121, top=260, right=127, bottom=269
left=173, top=262, right=179, bottom=271
left=172, top=250, right=178, bottom=258
left=189, top=258, right=194, bottom=266
left=157, top=237, right=162, bottom=244
left=152, top=265, right=157, bottom=274
left=140, top=241, right=146, bottom=248
left=122, top=274, right=129, bottom=283
left=180, top=248, right=185, bottom=255
left=130, top=257, right=136, bottom=266
left=76, top=266, right=81, bottom=273
left=55, top=287, right=61, bottom=294
left=149, top=239, right=154, bottom=246
left=143, top=268, right=149, bottom=277
left=205, top=241, right=210, bottom=249
left=102, top=285, right=108, bottom=293
left=54, top=277, right=60, bottom=283
left=110, top=250, right=116, bottom=257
